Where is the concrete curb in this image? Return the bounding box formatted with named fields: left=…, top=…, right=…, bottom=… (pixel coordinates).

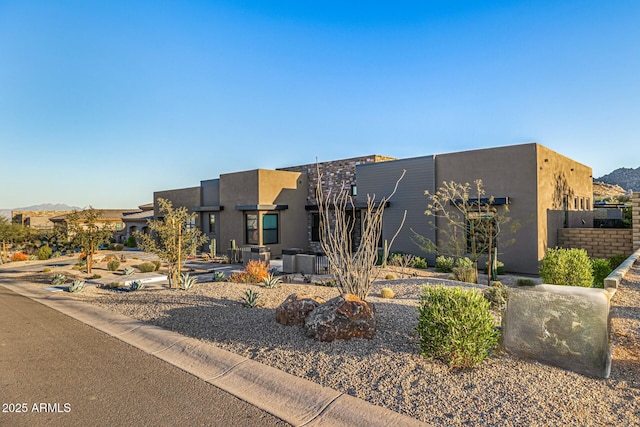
left=0, top=281, right=426, bottom=427
left=604, top=247, right=640, bottom=298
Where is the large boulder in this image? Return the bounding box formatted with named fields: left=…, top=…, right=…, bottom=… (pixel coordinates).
left=305, top=294, right=376, bottom=342
left=275, top=294, right=326, bottom=326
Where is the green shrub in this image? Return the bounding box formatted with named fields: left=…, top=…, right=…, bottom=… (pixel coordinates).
left=37, top=245, right=53, bottom=260
left=105, top=282, right=122, bottom=289
left=113, top=244, right=124, bottom=251
left=484, top=260, right=505, bottom=275
left=124, top=236, right=137, bottom=248
left=416, top=286, right=500, bottom=368
left=608, top=254, right=629, bottom=270
left=435, top=256, right=454, bottom=273
left=107, top=259, right=121, bottom=272
left=151, top=260, right=161, bottom=271
left=516, top=278, right=536, bottom=286
left=137, top=262, right=156, bottom=273
left=411, top=257, right=428, bottom=269
left=451, top=258, right=476, bottom=283
left=483, top=285, right=508, bottom=310
left=539, top=248, right=593, bottom=287
left=591, top=258, right=612, bottom=289
left=387, top=252, right=403, bottom=267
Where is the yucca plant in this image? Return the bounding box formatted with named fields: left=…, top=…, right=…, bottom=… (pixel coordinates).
left=179, top=273, right=197, bottom=290
left=242, top=288, right=261, bottom=308
left=262, top=273, right=282, bottom=289
left=129, top=280, right=145, bottom=291
left=213, top=271, right=226, bottom=282
left=123, top=267, right=135, bottom=276
left=51, top=273, right=67, bottom=286
left=68, top=279, right=85, bottom=293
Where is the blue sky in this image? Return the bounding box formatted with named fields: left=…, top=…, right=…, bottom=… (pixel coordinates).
left=1, top=0, right=638, bottom=209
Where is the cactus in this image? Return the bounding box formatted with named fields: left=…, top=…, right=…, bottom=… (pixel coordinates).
left=262, top=273, right=282, bottom=289
left=123, top=267, right=135, bottom=276
left=213, top=271, right=226, bottom=282
left=209, top=239, right=217, bottom=258
left=230, top=239, right=236, bottom=250
left=51, top=273, right=67, bottom=285
left=242, top=288, right=260, bottom=308
left=68, top=279, right=85, bottom=293
left=129, top=280, right=145, bottom=291
left=179, top=273, right=198, bottom=290
left=380, top=287, right=395, bottom=299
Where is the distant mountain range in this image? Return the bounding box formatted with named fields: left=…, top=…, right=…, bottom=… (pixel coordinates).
left=596, top=167, right=640, bottom=192
left=0, top=203, right=79, bottom=219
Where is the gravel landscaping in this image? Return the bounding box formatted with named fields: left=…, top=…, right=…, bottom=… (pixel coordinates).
left=3, top=256, right=640, bottom=426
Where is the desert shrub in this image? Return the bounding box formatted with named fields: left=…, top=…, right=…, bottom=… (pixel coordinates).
left=451, top=259, right=476, bottom=283
left=37, top=245, right=53, bottom=260
left=179, top=273, right=197, bottom=290
left=229, top=260, right=270, bottom=284
left=124, top=236, right=137, bottom=248
left=129, top=280, right=145, bottom=291
left=484, top=260, right=505, bottom=275
left=151, top=260, right=161, bottom=271
left=608, top=254, right=629, bottom=270
left=416, top=286, right=500, bottom=368
left=483, top=284, right=508, bottom=310
left=90, top=274, right=101, bottom=279
left=591, top=258, right=612, bottom=289
left=137, top=262, right=156, bottom=273
left=51, top=274, right=67, bottom=285
left=105, top=282, right=123, bottom=289
left=242, top=288, right=261, bottom=308
left=435, top=256, right=454, bottom=273
left=68, top=280, right=85, bottom=293
left=539, top=247, right=593, bottom=287
left=387, top=252, right=403, bottom=266
left=52, top=251, right=61, bottom=258
left=11, top=252, right=30, bottom=262
left=113, top=244, right=124, bottom=251
left=42, top=267, right=51, bottom=273
left=380, top=287, right=395, bottom=298
left=384, top=273, right=395, bottom=280
left=107, top=259, right=121, bottom=272
left=314, top=279, right=336, bottom=287
left=411, top=256, right=428, bottom=269
left=517, top=278, right=536, bottom=286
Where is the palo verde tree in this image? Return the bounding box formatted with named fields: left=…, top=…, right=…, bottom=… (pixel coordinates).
left=64, top=207, right=114, bottom=274
left=316, top=165, right=406, bottom=300
left=135, top=198, right=208, bottom=288
left=412, top=179, right=518, bottom=284
left=0, top=217, right=28, bottom=263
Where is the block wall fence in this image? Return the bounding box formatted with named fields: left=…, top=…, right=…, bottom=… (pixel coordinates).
left=558, top=192, right=639, bottom=258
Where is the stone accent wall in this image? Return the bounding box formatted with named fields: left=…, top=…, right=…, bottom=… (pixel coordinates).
left=557, top=228, right=633, bottom=259
left=634, top=193, right=640, bottom=250
left=279, top=155, right=396, bottom=252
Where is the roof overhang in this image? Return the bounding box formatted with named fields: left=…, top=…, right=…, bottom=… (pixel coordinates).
left=235, top=204, right=288, bottom=211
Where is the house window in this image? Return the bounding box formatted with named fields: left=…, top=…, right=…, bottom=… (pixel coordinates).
left=574, top=197, right=578, bottom=210
left=351, top=185, right=357, bottom=196
left=246, top=214, right=259, bottom=245
left=115, top=222, right=123, bottom=230
left=209, top=214, right=216, bottom=234
left=587, top=198, right=591, bottom=210
left=263, top=213, right=279, bottom=245
left=466, top=212, right=497, bottom=255
left=311, top=213, right=320, bottom=242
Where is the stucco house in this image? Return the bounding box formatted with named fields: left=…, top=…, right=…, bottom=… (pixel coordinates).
left=153, top=143, right=592, bottom=274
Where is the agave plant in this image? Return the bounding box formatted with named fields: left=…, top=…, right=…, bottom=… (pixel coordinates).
left=262, top=273, right=282, bottom=289
left=242, top=288, right=261, bottom=308
left=213, top=271, right=226, bottom=282
left=129, top=280, right=145, bottom=291
left=51, top=273, right=67, bottom=286
left=123, top=267, right=135, bottom=276
left=179, top=273, right=198, bottom=290
left=67, top=279, right=85, bottom=293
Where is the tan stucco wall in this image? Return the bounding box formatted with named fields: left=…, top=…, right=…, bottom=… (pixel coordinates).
left=12, top=210, right=72, bottom=229
left=634, top=193, right=640, bottom=250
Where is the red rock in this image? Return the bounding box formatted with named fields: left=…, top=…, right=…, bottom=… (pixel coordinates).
left=275, top=294, right=326, bottom=326
left=305, top=294, right=376, bottom=342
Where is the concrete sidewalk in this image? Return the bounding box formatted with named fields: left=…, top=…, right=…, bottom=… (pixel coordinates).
left=0, top=280, right=426, bottom=426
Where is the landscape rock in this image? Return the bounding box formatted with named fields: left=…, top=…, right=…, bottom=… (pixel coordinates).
left=305, top=293, right=376, bottom=342
left=275, top=294, right=326, bottom=326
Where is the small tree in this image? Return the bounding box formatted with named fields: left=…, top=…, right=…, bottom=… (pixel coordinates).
left=135, top=198, right=208, bottom=288
left=64, top=207, right=114, bottom=274
left=0, top=217, right=28, bottom=263
left=316, top=166, right=406, bottom=300
left=413, top=180, right=518, bottom=284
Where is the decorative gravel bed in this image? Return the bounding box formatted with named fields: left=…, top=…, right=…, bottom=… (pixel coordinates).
left=58, top=265, right=640, bottom=426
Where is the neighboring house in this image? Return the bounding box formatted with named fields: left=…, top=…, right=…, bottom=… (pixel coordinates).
left=11, top=210, right=74, bottom=230
left=50, top=209, right=138, bottom=243
left=122, top=203, right=154, bottom=239
left=154, top=143, right=592, bottom=274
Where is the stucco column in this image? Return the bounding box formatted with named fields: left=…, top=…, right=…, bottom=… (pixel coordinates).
left=633, top=193, right=640, bottom=250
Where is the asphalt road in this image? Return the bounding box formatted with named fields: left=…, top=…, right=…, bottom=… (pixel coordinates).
left=0, top=285, right=290, bottom=427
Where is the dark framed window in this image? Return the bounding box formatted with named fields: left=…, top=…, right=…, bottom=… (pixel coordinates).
left=466, top=212, right=497, bottom=254
left=209, top=214, right=216, bottom=234
left=246, top=214, right=259, bottom=245
left=263, top=213, right=279, bottom=245
left=311, top=213, right=320, bottom=242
